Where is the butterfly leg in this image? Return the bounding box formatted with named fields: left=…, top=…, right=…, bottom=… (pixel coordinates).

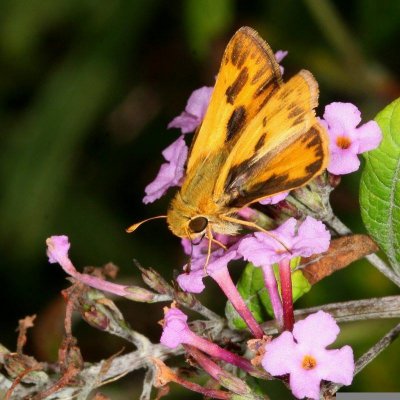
left=203, top=224, right=215, bottom=275
left=206, top=235, right=228, bottom=251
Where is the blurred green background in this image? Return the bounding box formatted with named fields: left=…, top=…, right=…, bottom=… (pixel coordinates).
left=1, top=0, right=399, bottom=398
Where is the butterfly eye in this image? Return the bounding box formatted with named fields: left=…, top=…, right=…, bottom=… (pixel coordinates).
left=188, top=216, right=208, bottom=233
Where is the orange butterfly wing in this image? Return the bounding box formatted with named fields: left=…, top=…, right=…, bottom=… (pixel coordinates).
left=186, top=27, right=282, bottom=174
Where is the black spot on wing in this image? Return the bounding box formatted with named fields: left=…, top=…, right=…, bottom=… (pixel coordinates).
left=225, top=67, right=249, bottom=105
left=227, top=173, right=308, bottom=208
left=262, top=116, right=267, bottom=127
left=254, top=133, right=267, bottom=152
left=293, top=116, right=303, bottom=125
left=306, top=134, right=321, bottom=148
left=231, top=40, right=241, bottom=64
left=288, top=106, right=303, bottom=118
left=251, top=65, right=268, bottom=84
left=226, top=106, right=247, bottom=142
left=254, top=76, right=274, bottom=98
left=305, top=159, right=323, bottom=175
left=230, top=39, right=249, bottom=69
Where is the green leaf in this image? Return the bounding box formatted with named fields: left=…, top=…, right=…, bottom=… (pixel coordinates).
left=225, top=259, right=311, bottom=330
left=360, top=98, right=400, bottom=273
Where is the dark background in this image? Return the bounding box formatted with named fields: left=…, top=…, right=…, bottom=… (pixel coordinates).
left=1, top=0, right=399, bottom=398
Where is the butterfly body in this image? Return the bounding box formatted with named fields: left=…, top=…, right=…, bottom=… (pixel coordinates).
left=167, top=150, right=241, bottom=238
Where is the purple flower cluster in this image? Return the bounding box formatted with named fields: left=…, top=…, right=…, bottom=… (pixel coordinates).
left=160, top=306, right=354, bottom=400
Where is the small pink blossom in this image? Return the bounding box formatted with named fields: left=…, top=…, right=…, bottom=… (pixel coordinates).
left=259, top=191, right=289, bottom=205
left=168, top=86, right=213, bottom=134
left=46, top=235, right=75, bottom=275
left=160, top=307, right=256, bottom=371
left=46, top=235, right=71, bottom=265
left=238, top=216, right=330, bottom=267
left=160, top=307, right=192, bottom=348
left=177, top=246, right=239, bottom=294
left=143, top=135, right=188, bottom=204
left=46, top=235, right=130, bottom=297
left=178, top=234, right=242, bottom=293
left=321, top=102, right=382, bottom=175
left=262, top=311, right=354, bottom=399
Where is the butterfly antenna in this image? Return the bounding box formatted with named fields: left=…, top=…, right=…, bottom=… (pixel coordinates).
left=221, top=215, right=291, bottom=254
left=126, top=215, right=167, bottom=233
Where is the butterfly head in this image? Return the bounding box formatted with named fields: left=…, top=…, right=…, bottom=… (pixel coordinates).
left=166, top=192, right=240, bottom=239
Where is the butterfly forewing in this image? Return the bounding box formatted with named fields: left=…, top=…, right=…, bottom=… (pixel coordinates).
left=186, top=27, right=282, bottom=174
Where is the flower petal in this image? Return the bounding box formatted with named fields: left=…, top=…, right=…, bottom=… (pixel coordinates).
left=293, top=311, right=339, bottom=348
left=168, top=86, right=213, bottom=134
left=318, top=346, right=354, bottom=385
left=293, top=217, right=330, bottom=257
left=259, top=191, right=289, bottom=205
left=160, top=308, right=191, bottom=348
left=238, top=218, right=297, bottom=266
left=167, top=112, right=199, bottom=134
left=177, top=247, right=238, bottom=293
left=185, top=86, right=213, bottom=119
left=262, top=331, right=298, bottom=376
left=327, top=149, right=360, bottom=175
left=177, top=268, right=206, bottom=293
left=143, top=136, right=188, bottom=203
left=355, top=120, right=382, bottom=153
left=289, top=368, right=321, bottom=400
left=46, top=235, right=70, bottom=264
left=323, top=102, right=361, bottom=133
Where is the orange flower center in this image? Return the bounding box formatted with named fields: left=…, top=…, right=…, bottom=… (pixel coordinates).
left=302, top=355, right=317, bottom=370
left=336, top=136, right=351, bottom=149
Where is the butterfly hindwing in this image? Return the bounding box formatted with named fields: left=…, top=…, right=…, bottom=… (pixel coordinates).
left=186, top=27, right=282, bottom=174
left=213, top=70, right=329, bottom=207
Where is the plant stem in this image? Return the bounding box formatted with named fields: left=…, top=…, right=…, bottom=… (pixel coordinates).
left=186, top=331, right=255, bottom=374
left=278, top=258, right=294, bottom=331
left=212, top=266, right=265, bottom=339
left=261, top=265, right=283, bottom=329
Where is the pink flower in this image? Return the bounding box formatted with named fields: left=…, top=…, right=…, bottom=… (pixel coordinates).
left=160, top=307, right=191, bottom=348
left=46, top=235, right=76, bottom=276
left=259, top=191, right=289, bottom=205
left=168, top=86, right=213, bottom=134
left=238, top=217, right=330, bottom=267
left=46, top=235, right=130, bottom=297
left=321, top=102, right=382, bottom=175
left=177, top=246, right=239, bottom=294
left=143, top=135, right=188, bottom=204
left=177, top=236, right=265, bottom=338
left=46, top=235, right=71, bottom=265
left=262, top=311, right=354, bottom=399
left=160, top=307, right=256, bottom=371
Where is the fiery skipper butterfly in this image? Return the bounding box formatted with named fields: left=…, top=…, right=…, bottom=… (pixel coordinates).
left=128, top=27, right=329, bottom=251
